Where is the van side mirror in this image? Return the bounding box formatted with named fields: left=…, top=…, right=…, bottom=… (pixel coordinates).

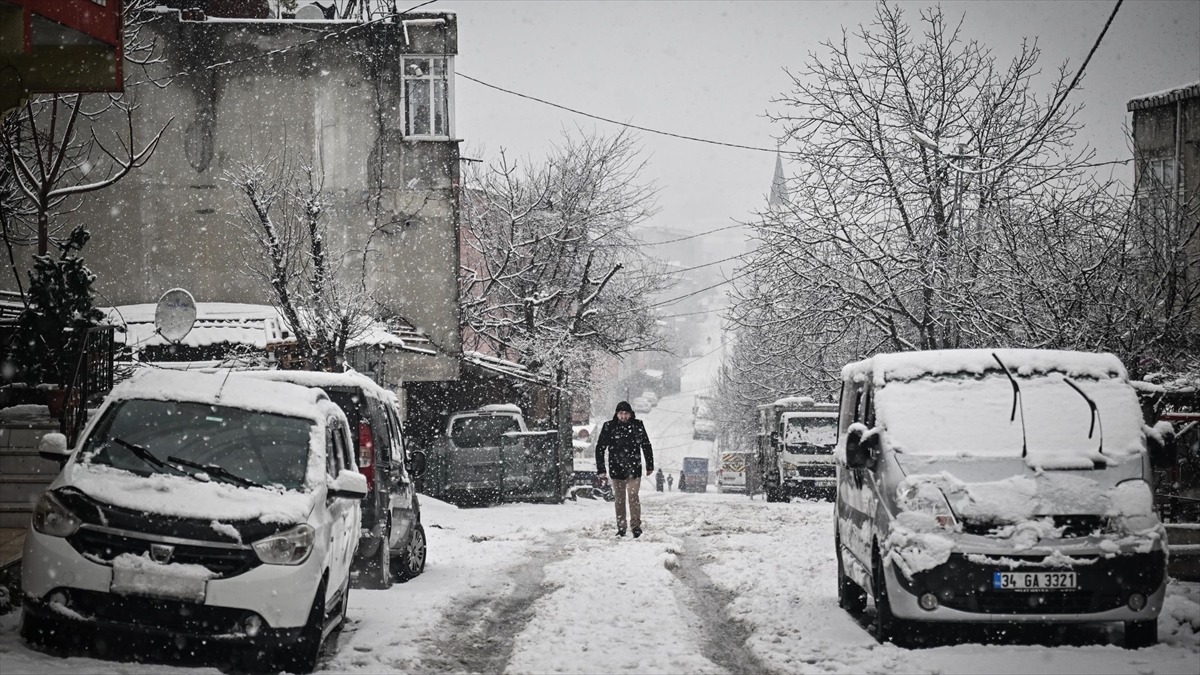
left=409, top=450, right=427, bottom=478
left=845, top=427, right=879, bottom=470
left=770, top=431, right=780, bottom=452
left=38, top=432, right=72, bottom=464
left=1146, top=425, right=1176, bottom=470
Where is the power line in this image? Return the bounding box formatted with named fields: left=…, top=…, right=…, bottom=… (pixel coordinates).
left=640, top=223, right=746, bottom=246
left=457, top=72, right=782, bottom=155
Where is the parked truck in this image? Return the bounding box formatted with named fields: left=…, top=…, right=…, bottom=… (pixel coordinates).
left=756, top=396, right=839, bottom=502
left=718, top=452, right=751, bottom=493
left=421, top=404, right=564, bottom=506
left=680, top=456, right=709, bottom=493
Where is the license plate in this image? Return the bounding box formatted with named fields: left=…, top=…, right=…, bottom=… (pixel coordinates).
left=992, top=571, right=1077, bottom=590
left=111, top=563, right=208, bottom=603
left=813, top=479, right=836, bottom=487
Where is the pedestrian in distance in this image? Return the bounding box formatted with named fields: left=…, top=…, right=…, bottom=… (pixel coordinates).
left=667, top=473, right=674, bottom=491
left=595, top=401, right=655, bottom=538
left=655, top=468, right=665, bottom=492
left=678, top=473, right=687, bottom=492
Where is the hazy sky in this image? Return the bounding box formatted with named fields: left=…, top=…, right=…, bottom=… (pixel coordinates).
left=440, top=0, right=1199, bottom=238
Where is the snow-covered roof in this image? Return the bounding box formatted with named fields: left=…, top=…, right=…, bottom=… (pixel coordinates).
left=773, top=396, right=816, bottom=407
left=463, top=351, right=555, bottom=386
left=104, top=303, right=289, bottom=350
left=781, top=411, right=838, bottom=420
left=1127, top=81, right=1200, bottom=111
left=348, top=320, right=438, bottom=355
left=843, top=349, right=1127, bottom=386
left=479, top=403, right=523, bottom=414
left=108, top=368, right=337, bottom=424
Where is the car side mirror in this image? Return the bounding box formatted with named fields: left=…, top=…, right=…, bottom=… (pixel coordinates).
left=1146, top=425, right=1176, bottom=470
left=845, top=427, right=879, bottom=470
left=327, top=469, right=369, bottom=500
left=38, top=432, right=72, bottom=464
left=409, top=450, right=427, bottom=478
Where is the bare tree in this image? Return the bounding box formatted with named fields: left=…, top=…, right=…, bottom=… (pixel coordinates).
left=460, top=130, right=672, bottom=398
left=226, top=158, right=375, bottom=371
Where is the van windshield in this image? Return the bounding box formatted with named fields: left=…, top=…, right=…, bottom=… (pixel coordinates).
left=450, top=415, right=520, bottom=448
left=874, top=372, right=1145, bottom=461
left=81, top=399, right=314, bottom=490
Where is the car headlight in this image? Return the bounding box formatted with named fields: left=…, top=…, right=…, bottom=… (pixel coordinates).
left=32, top=491, right=82, bottom=538
left=900, top=483, right=957, bottom=529
left=252, top=524, right=315, bottom=565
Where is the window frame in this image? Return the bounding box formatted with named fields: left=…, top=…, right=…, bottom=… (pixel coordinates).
left=401, top=55, right=454, bottom=139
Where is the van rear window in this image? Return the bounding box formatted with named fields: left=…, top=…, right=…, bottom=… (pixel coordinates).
left=450, top=416, right=520, bottom=448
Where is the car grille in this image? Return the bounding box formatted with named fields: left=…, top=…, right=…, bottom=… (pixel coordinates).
left=950, top=590, right=1125, bottom=614
left=68, top=526, right=260, bottom=578
left=792, top=464, right=836, bottom=478
left=55, top=588, right=254, bottom=636
left=961, top=515, right=1107, bottom=539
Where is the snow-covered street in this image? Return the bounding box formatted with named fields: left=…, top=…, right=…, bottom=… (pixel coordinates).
left=5, top=478, right=1198, bottom=674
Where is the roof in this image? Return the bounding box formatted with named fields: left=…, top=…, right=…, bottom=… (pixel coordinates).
left=109, top=369, right=339, bottom=424
left=104, top=303, right=288, bottom=350
left=1127, top=82, right=1200, bottom=111
left=462, top=351, right=555, bottom=387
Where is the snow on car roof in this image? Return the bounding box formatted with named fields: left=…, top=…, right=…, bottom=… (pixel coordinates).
left=479, top=403, right=523, bottom=414
left=843, top=348, right=1127, bottom=386
left=236, top=369, right=397, bottom=405
left=110, top=369, right=333, bottom=423
left=781, top=411, right=838, bottom=419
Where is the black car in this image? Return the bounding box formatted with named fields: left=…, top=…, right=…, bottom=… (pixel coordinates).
left=239, top=370, right=427, bottom=589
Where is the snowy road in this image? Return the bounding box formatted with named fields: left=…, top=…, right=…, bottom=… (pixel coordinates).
left=2, top=492, right=1198, bottom=674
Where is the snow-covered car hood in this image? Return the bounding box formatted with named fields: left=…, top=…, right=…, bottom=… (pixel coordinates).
left=893, top=454, right=1145, bottom=519
left=62, top=462, right=316, bottom=525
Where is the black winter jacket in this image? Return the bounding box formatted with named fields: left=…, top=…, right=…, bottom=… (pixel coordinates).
left=595, top=414, right=654, bottom=480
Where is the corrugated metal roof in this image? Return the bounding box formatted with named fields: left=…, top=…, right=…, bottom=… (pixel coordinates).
left=1127, top=82, right=1200, bottom=111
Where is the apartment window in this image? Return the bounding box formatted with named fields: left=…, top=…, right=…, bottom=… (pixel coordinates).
left=403, top=56, right=450, bottom=138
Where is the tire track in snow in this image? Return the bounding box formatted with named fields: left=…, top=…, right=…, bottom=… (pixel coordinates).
left=420, top=532, right=567, bottom=674
left=670, top=535, right=775, bottom=675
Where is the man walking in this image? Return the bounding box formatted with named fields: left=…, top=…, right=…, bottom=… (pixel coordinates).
left=667, top=473, right=674, bottom=491
left=595, top=401, right=654, bottom=538
left=655, top=468, right=665, bottom=492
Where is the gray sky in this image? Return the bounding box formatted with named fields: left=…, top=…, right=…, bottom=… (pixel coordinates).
left=442, top=0, right=1199, bottom=238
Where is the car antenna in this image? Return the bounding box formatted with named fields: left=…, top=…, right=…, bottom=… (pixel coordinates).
left=215, top=368, right=234, bottom=402
left=1063, top=377, right=1104, bottom=456
left=991, top=353, right=1028, bottom=458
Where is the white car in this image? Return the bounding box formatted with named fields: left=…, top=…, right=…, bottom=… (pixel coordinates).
left=631, top=397, right=653, bottom=414
left=640, top=391, right=659, bottom=407
left=21, top=369, right=366, bottom=673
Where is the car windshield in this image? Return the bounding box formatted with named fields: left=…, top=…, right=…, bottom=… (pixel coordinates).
left=450, top=415, right=520, bottom=448
left=80, top=399, right=314, bottom=490
left=875, top=371, right=1145, bottom=460
left=783, top=417, right=837, bottom=448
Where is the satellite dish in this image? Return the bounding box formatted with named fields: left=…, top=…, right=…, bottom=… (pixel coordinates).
left=155, top=288, right=197, bottom=344
left=295, top=4, right=325, bottom=20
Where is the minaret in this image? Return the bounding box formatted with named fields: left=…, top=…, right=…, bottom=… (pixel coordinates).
left=767, top=150, right=788, bottom=212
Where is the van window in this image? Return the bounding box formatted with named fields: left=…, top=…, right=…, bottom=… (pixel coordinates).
left=387, top=407, right=407, bottom=462
left=328, top=424, right=351, bottom=475
left=451, top=415, right=520, bottom=448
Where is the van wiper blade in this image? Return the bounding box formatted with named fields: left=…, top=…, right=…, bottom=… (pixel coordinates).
left=1063, top=378, right=1104, bottom=456
left=167, top=455, right=264, bottom=488
left=991, top=354, right=1028, bottom=458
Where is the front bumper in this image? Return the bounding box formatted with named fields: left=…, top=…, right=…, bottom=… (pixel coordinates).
left=22, top=527, right=321, bottom=630
left=885, top=549, right=1167, bottom=622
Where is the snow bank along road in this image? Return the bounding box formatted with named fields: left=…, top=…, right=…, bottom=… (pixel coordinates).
left=2, top=492, right=1198, bottom=674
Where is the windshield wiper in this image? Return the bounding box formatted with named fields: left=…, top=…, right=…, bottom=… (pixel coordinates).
left=991, top=353, right=1028, bottom=458
left=1063, top=378, right=1104, bottom=457
left=167, top=455, right=264, bottom=488
left=113, top=437, right=189, bottom=476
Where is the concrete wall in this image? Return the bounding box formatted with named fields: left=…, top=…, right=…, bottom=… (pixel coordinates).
left=2, top=12, right=462, bottom=378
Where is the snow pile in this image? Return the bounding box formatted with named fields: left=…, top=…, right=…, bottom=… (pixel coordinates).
left=1159, top=583, right=1200, bottom=649
left=845, top=348, right=1127, bottom=385
left=68, top=464, right=315, bottom=524
left=110, top=552, right=215, bottom=603
left=110, top=369, right=335, bottom=425
left=883, top=511, right=956, bottom=577
left=235, top=368, right=397, bottom=406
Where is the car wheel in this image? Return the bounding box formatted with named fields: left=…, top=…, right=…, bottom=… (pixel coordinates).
left=357, top=531, right=393, bottom=590
left=837, top=532, right=867, bottom=613
left=268, top=578, right=327, bottom=674
left=1124, top=619, right=1157, bottom=649
left=395, top=523, right=427, bottom=582
left=872, top=547, right=907, bottom=646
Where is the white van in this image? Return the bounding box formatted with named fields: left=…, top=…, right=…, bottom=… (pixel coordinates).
left=20, top=369, right=366, bottom=672
left=834, top=349, right=1169, bottom=648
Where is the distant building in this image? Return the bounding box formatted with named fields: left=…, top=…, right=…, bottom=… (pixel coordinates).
left=2, top=6, right=464, bottom=385
left=1127, top=82, right=1200, bottom=333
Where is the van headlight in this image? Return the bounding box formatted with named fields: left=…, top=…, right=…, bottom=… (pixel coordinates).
left=900, top=484, right=958, bottom=529
left=32, top=491, right=82, bottom=538
left=252, top=524, right=315, bottom=565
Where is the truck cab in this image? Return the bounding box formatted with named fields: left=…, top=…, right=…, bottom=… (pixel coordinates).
left=757, top=396, right=839, bottom=502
